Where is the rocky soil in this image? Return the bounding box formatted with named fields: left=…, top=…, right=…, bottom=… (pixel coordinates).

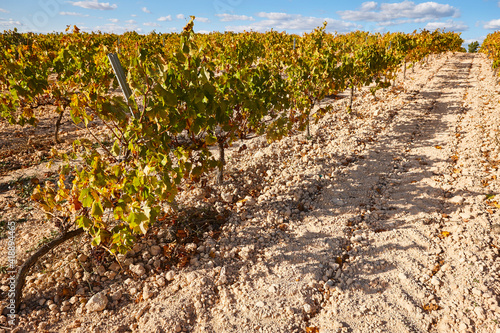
left=2, top=52, right=500, bottom=333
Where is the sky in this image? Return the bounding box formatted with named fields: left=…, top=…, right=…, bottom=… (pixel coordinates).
left=0, top=0, right=499, bottom=45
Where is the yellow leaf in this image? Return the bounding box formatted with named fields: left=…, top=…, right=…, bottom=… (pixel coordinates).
left=435, top=145, right=442, bottom=149
left=441, top=231, right=450, bottom=238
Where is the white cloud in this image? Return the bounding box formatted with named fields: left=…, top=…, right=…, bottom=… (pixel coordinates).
left=225, top=12, right=361, bottom=33
left=197, top=17, right=210, bottom=23
left=0, top=18, right=22, bottom=27
left=142, top=7, right=151, bottom=14
left=361, top=1, right=378, bottom=11
left=176, top=14, right=185, bottom=20
left=425, top=20, right=468, bottom=32
left=196, top=30, right=211, bottom=34
left=0, top=8, right=9, bottom=13
left=215, top=13, right=255, bottom=22
left=108, top=18, right=119, bottom=23
left=131, top=14, right=137, bottom=17
left=338, top=1, right=459, bottom=23
left=94, top=22, right=137, bottom=33
left=71, top=0, right=117, bottom=11
left=143, top=22, right=160, bottom=27
left=158, top=15, right=172, bottom=22
left=59, top=11, right=89, bottom=17
left=125, top=19, right=136, bottom=24
left=484, top=19, right=500, bottom=30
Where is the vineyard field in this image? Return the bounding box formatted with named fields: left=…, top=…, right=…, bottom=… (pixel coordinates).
left=2, top=23, right=500, bottom=332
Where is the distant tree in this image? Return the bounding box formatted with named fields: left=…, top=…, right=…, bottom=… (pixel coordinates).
left=468, top=41, right=480, bottom=53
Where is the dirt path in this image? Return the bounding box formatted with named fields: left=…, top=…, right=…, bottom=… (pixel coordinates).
left=4, top=52, right=500, bottom=333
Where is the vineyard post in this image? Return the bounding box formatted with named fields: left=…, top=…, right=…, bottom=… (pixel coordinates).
left=107, top=53, right=136, bottom=119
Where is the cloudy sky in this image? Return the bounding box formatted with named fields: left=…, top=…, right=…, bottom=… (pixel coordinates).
left=1, top=0, right=498, bottom=45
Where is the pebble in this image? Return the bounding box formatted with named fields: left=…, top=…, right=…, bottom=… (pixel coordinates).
left=491, top=224, right=500, bottom=234
left=86, top=292, right=108, bottom=312
left=472, top=288, right=482, bottom=296
left=329, top=263, right=340, bottom=271
left=78, top=254, right=88, bottom=262
left=129, top=263, right=146, bottom=276
left=303, top=304, right=313, bottom=314
left=111, top=290, right=122, bottom=301
left=430, top=276, right=440, bottom=286
left=150, top=245, right=162, bottom=256
left=215, top=266, right=227, bottom=286
left=474, top=306, right=485, bottom=319
left=255, top=301, right=265, bottom=308
left=157, top=277, right=166, bottom=287
left=143, top=284, right=154, bottom=300
left=449, top=196, right=465, bottom=204
left=166, top=270, right=175, bottom=281
left=221, top=192, right=233, bottom=203
left=108, top=262, right=121, bottom=272
left=61, top=303, right=71, bottom=312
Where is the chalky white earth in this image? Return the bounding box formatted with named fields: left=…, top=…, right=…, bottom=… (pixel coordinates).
left=2, top=52, right=500, bottom=333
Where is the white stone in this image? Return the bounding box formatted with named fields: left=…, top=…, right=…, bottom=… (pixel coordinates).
left=166, top=270, right=175, bottom=281
left=329, top=263, right=340, bottom=271
left=157, top=277, right=166, bottom=287
left=86, top=292, right=108, bottom=312
left=430, top=276, right=440, bottom=286
left=215, top=266, right=227, bottom=286
left=474, top=307, right=485, bottom=319
left=255, top=301, right=265, bottom=308
left=143, top=284, right=154, bottom=300
left=129, top=263, right=146, bottom=276
left=449, top=196, right=465, bottom=204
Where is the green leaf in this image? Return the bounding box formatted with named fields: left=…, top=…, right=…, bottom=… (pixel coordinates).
left=79, top=188, right=93, bottom=207
left=76, top=215, right=92, bottom=229
left=91, top=201, right=104, bottom=218
left=112, top=140, right=121, bottom=156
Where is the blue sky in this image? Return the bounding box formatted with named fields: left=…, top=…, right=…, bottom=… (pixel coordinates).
left=1, top=0, right=499, bottom=44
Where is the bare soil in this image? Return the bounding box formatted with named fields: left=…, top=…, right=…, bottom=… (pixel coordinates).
left=2, top=52, right=500, bottom=333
